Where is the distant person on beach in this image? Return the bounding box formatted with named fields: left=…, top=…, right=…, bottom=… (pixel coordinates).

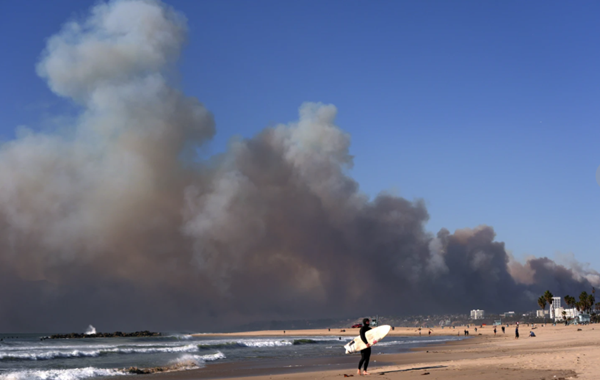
left=515, top=325, right=519, bottom=339
left=494, top=327, right=497, bottom=336
left=358, top=318, right=375, bottom=376
left=502, top=326, right=505, bottom=334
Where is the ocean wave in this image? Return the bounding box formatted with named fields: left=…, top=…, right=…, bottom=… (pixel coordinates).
left=171, top=351, right=225, bottom=366
left=157, top=334, right=194, bottom=340
left=105, top=343, right=199, bottom=355
left=196, top=337, right=344, bottom=350
left=0, top=344, right=200, bottom=361
left=124, top=352, right=226, bottom=375
left=0, top=341, right=191, bottom=352
left=173, top=334, right=193, bottom=340
left=0, top=352, right=226, bottom=379
left=0, top=337, right=335, bottom=361
left=0, top=367, right=125, bottom=380
left=197, top=339, right=292, bottom=349
left=0, top=350, right=102, bottom=361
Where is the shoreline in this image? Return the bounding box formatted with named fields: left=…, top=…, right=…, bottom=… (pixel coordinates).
left=193, top=326, right=470, bottom=338
left=136, top=331, right=473, bottom=379
left=144, top=324, right=594, bottom=379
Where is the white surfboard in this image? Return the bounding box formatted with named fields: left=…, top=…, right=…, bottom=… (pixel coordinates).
left=344, top=325, right=391, bottom=354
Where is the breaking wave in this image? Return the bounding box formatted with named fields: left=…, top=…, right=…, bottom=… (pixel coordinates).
left=0, top=367, right=124, bottom=380
left=0, top=352, right=226, bottom=379
left=0, top=344, right=199, bottom=361
left=171, top=352, right=225, bottom=366
left=196, top=338, right=341, bottom=350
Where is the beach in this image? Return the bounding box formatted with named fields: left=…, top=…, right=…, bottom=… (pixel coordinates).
left=150, top=324, right=594, bottom=379
left=1, top=324, right=594, bottom=379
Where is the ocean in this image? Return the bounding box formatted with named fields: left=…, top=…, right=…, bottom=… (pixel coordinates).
left=0, top=332, right=463, bottom=379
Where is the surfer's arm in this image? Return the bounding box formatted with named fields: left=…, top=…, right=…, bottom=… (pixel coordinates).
left=360, top=327, right=369, bottom=345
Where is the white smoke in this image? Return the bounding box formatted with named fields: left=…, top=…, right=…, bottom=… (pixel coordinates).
left=0, top=0, right=214, bottom=275
left=85, top=325, right=97, bottom=335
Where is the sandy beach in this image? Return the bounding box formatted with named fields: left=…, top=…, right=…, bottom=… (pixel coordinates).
left=142, top=324, right=598, bottom=379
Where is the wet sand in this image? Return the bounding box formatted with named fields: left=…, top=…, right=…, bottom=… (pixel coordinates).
left=143, top=324, right=596, bottom=379
left=193, top=326, right=464, bottom=337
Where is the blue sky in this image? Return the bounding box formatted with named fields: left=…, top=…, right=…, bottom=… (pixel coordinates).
left=1, top=0, right=600, bottom=269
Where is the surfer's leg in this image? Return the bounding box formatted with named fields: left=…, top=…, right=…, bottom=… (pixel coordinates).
left=363, top=347, right=371, bottom=374
left=358, top=348, right=369, bottom=374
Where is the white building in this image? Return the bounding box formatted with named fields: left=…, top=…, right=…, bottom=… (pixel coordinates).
left=552, top=307, right=579, bottom=321
left=550, top=296, right=562, bottom=320
left=470, top=309, right=485, bottom=320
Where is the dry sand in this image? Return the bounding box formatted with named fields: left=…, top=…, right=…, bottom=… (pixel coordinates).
left=149, top=324, right=597, bottom=379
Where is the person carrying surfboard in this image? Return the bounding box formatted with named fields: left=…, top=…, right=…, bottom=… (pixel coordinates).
left=358, top=318, right=377, bottom=375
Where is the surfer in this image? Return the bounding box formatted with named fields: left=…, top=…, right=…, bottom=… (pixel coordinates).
left=358, top=318, right=376, bottom=375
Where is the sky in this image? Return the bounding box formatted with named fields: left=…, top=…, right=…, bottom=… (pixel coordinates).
left=3, top=0, right=597, bottom=268
left=0, top=1, right=600, bottom=331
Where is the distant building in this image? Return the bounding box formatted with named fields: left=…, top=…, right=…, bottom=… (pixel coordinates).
left=552, top=307, right=579, bottom=321
left=550, top=297, right=562, bottom=320
left=536, top=309, right=550, bottom=318
left=500, top=311, right=516, bottom=318
left=470, top=309, right=485, bottom=320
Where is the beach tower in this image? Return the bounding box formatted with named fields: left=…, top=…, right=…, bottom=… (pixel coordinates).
left=371, top=315, right=379, bottom=327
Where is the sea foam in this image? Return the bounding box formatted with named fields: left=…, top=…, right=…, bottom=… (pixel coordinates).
left=0, top=367, right=125, bottom=380
left=0, top=344, right=200, bottom=361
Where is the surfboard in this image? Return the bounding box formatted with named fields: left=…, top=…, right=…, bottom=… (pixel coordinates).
left=344, top=325, right=391, bottom=354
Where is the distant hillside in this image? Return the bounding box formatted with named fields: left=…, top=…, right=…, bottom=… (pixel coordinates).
left=231, top=318, right=355, bottom=332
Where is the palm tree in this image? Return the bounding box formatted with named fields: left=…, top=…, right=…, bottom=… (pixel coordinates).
left=587, top=293, right=595, bottom=314
left=564, top=295, right=577, bottom=321
left=538, top=296, right=547, bottom=323
left=579, top=291, right=590, bottom=314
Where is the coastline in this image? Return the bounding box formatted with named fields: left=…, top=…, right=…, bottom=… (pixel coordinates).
left=142, top=324, right=594, bottom=379
left=193, top=326, right=465, bottom=338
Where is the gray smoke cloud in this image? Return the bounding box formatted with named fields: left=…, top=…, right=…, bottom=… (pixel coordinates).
left=0, top=0, right=598, bottom=332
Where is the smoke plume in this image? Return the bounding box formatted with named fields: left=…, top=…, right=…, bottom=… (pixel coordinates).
left=0, top=0, right=597, bottom=332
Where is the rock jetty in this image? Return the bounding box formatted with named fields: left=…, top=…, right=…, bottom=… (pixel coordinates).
left=47, top=330, right=161, bottom=339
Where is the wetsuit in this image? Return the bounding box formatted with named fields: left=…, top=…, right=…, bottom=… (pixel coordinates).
left=358, top=324, right=372, bottom=371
